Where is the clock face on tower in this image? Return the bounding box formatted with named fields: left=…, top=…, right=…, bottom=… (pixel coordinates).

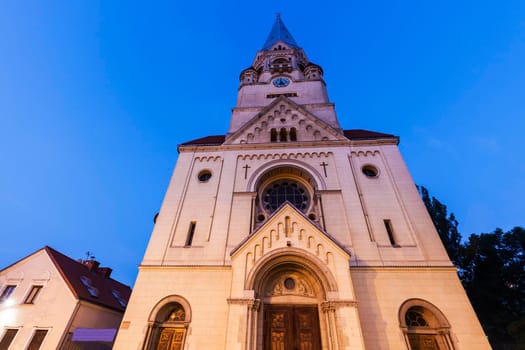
left=272, top=77, right=290, bottom=88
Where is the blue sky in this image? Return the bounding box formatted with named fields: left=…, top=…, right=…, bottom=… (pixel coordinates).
left=1, top=1, right=524, bottom=286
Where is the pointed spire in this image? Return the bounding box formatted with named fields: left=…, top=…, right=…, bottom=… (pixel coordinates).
left=262, top=13, right=299, bottom=50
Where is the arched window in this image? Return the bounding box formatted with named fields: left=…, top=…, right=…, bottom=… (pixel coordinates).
left=399, top=299, right=456, bottom=350
left=261, top=180, right=310, bottom=213
left=146, top=297, right=191, bottom=350
left=290, top=127, right=297, bottom=141
left=252, top=166, right=322, bottom=230
left=279, top=128, right=287, bottom=142
left=270, top=128, right=277, bottom=142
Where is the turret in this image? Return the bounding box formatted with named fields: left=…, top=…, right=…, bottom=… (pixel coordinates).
left=229, top=14, right=341, bottom=135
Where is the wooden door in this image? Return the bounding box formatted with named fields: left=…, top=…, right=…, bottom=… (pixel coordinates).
left=407, top=334, right=441, bottom=350
left=157, top=328, right=185, bottom=350
left=264, top=305, right=321, bottom=350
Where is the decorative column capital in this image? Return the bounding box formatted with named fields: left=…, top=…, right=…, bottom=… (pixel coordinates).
left=321, top=300, right=358, bottom=312
left=227, top=298, right=261, bottom=311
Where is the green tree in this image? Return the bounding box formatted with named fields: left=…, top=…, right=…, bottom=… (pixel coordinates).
left=418, top=186, right=525, bottom=349
left=462, top=227, right=525, bottom=349
left=418, top=186, right=462, bottom=265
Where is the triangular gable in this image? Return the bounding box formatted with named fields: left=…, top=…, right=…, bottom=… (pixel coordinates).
left=224, top=96, right=347, bottom=145
left=231, top=203, right=350, bottom=264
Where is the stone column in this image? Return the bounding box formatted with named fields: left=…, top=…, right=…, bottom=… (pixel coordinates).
left=246, top=299, right=261, bottom=350
left=321, top=301, right=339, bottom=350
left=226, top=298, right=260, bottom=350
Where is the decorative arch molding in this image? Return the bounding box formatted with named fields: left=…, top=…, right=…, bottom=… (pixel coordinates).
left=194, top=155, right=222, bottom=162
left=350, top=150, right=380, bottom=157
left=246, top=159, right=327, bottom=192
left=239, top=151, right=333, bottom=162
left=148, top=295, right=192, bottom=324
left=246, top=247, right=339, bottom=297
left=248, top=161, right=327, bottom=230
left=398, top=298, right=450, bottom=328
left=399, top=298, right=456, bottom=350
left=242, top=248, right=351, bottom=350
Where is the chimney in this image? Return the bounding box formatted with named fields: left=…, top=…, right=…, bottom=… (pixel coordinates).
left=97, top=267, right=113, bottom=278
left=83, top=259, right=100, bottom=272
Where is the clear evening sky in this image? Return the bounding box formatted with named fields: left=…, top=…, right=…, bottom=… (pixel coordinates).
left=1, top=1, right=524, bottom=286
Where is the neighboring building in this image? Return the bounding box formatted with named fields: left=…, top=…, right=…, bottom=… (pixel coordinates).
left=114, top=15, right=490, bottom=350
left=0, top=246, right=131, bottom=349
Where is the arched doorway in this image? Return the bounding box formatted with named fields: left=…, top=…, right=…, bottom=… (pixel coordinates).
left=262, top=267, right=322, bottom=350
left=248, top=251, right=338, bottom=350
left=144, top=296, right=191, bottom=350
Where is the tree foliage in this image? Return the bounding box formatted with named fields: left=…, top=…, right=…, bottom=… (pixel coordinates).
left=419, top=186, right=525, bottom=350
left=418, top=186, right=462, bottom=265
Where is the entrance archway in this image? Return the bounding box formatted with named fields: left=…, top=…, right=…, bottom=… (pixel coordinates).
left=247, top=249, right=338, bottom=350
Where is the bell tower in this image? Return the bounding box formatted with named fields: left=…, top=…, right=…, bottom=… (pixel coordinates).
left=114, top=15, right=490, bottom=350
left=230, top=13, right=340, bottom=136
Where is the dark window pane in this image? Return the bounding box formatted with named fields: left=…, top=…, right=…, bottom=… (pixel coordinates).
left=27, top=330, right=48, bottom=350
left=0, top=329, right=18, bottom=349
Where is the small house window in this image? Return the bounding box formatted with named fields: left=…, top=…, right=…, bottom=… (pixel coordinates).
left=0, top=285, right=16, bottom=303
left=0, top=329, right=18, bottom=349
left=27, top=329, right=48, bottom=350
left=112, top=290, right=128, bottom=308
left=24, top=285, right=43, bottom=304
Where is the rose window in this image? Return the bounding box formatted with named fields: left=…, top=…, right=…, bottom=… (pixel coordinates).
left=262, top=180, right=310, bottom=213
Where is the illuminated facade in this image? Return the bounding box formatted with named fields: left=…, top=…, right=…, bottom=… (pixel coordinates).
left=114, top=15, right=489, bottom=350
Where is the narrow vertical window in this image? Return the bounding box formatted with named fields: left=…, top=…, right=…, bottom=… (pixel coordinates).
left=185, top=222, right=196, bottom=247
left=290, top=127, right=297, bottom=141
left=279, top=128, right=287, bottom=142
left=384, top=220, right=398, bottom=246
left=24, top=286, right=43, bottom=304
left=0, top=329, right=18, bottom=349
left=0, top=285, right=16, bottom=303
left=270, top=128, right=277, bottom=142
left=27, top=329, right=48, bottom=350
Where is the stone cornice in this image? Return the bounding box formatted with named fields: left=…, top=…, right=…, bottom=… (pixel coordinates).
left=350, top=265, right=456, bottom=272
left=321, top=300, right=358, bottom=312
left=178, top=138, right=398, bottom=153
left=227, top=298, right=261, bottom=310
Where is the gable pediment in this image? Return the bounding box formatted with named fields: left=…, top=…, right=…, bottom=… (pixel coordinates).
left=224, top=97, right=347, bottom=145
left=231, top=203, right=350, bottom=273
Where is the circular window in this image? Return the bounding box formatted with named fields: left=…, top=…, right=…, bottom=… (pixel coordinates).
left=198, top=170, right=212, bottom=182
left=284, top=278, right=295, bottom=290
left=362, top=165, right=379, bottom=178
left=261, top=180, right=310, bottom=213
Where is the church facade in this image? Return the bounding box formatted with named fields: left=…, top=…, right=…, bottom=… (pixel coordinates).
left=113, top=16, right=490, bottom=350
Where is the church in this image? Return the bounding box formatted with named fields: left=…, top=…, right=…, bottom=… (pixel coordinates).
left=113, top=15, right=490, bottom=350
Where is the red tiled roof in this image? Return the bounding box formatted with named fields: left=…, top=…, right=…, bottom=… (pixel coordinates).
left=179, top=129, right=397, bottom=146
left=179, top=135, right=226, bottom=146
left=45, top=246, right=131, bottom=312
left=343, top=129, right=397, bottom=140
